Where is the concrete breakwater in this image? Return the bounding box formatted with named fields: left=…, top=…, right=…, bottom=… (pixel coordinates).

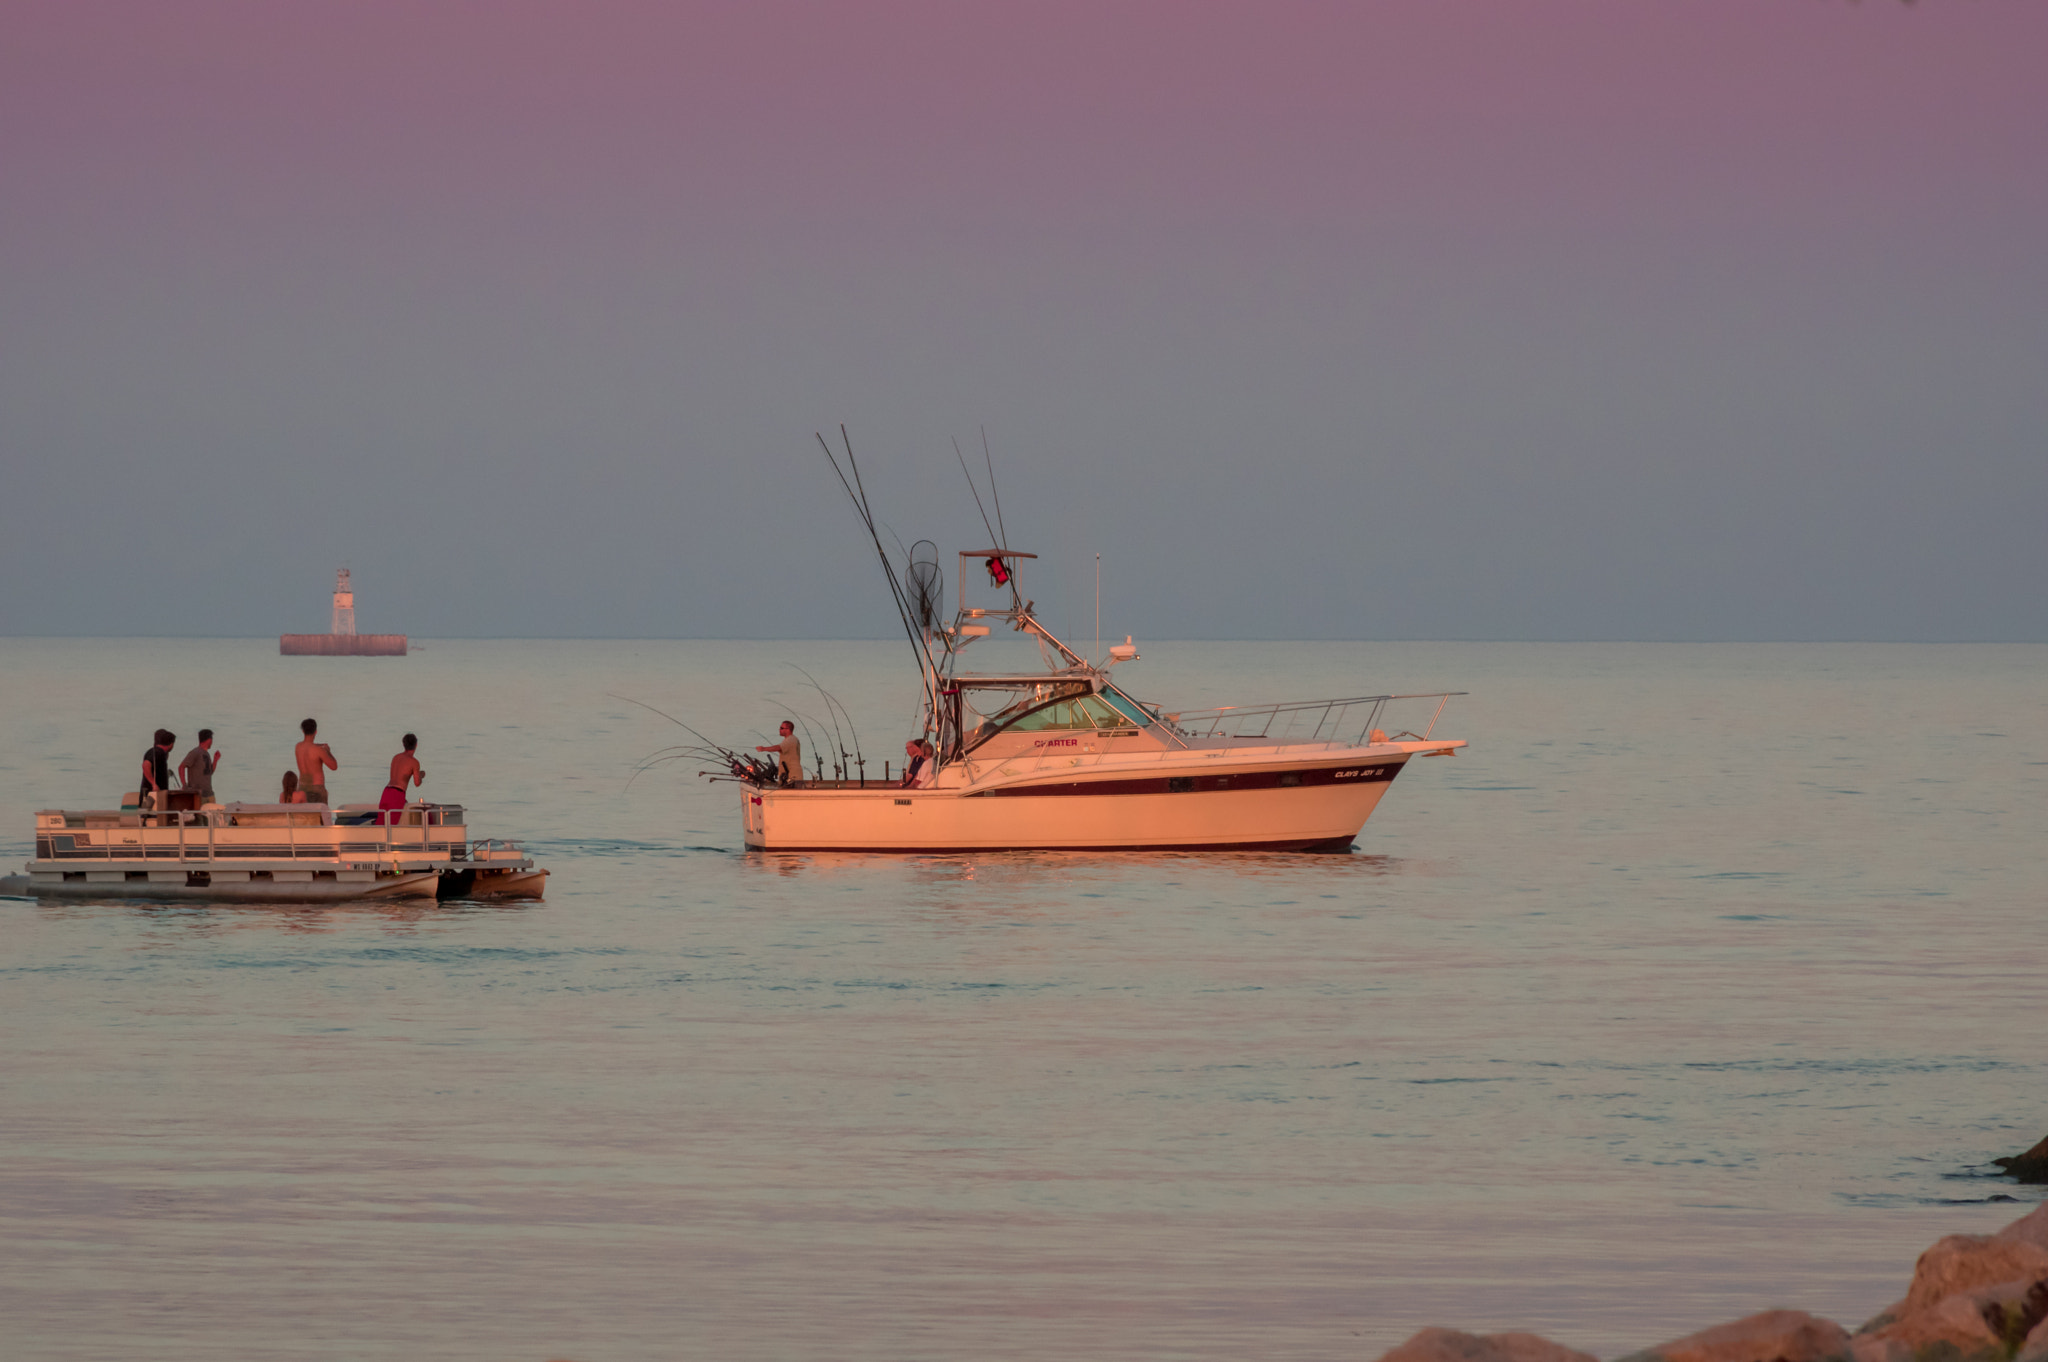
left=279, top=633, right=408, bottom=655
left=1378, top=1202, right=2048, bottom=1362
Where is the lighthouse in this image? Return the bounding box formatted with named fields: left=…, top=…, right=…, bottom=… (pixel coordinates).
left=281, top=569, right=407, bottom=656
left=332, top=569, right=356, bottom=636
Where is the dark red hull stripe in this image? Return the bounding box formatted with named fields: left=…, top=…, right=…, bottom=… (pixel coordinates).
left=965, top=761, right=1401, bottom=799
left=750, top=835, right=1362, bottom=854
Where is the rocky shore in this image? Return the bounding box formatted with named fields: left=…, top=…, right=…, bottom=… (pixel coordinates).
left=1996, top=1138, right=2048, bottom=1185
left=1378, top=1202, right=2048, bottom=1362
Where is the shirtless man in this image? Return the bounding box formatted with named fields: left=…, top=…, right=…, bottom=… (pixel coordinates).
left=294, top=718, right=337, bottom=804
left=381, top=734, right=425, bottom=820
left=756, top=720, right=803, bottom=787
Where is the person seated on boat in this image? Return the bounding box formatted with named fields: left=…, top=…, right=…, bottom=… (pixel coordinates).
left=295, top=718, right=336, bottom=804
left=755, top=720, right=802, bottom=787
left=279, top=770, right=307, bottom=804
left=139, top=729, right=176, bottom=810
left=901, top=737, right=937, bottom=789
left=381, top=733, right=424, bottom=822
left=178, top=729, right=222, bottom=801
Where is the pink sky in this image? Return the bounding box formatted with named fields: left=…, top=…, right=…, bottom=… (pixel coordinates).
left=10, top=2, right=2038, bottom=245
left=3, top=1, right=2046, bottom=639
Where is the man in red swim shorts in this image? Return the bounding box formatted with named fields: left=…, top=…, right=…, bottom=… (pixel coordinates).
left=381, top=733, right=424, bottom=823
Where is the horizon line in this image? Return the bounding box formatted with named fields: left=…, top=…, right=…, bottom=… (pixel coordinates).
left=3, top=635, right=2044, bottom=646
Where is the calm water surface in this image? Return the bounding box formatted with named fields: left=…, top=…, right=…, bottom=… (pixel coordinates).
left=1, top=639, right=2043, bottom=1361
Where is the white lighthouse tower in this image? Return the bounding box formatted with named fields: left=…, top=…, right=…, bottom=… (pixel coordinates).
left=281, top=568, right=405, bottom=655
left=331, top=568, right=356, bottom=636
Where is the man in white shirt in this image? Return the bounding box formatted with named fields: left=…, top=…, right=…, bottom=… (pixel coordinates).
left=901, top=738, right=937, bottom=788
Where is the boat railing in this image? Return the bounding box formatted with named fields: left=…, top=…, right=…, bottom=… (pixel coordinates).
left=1164, top=692, right=1465, bottom=746
left=36, top=805, right=472, bottom=864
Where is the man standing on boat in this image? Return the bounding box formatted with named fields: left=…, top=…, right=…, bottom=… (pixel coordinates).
left=381, top=734, right=425, bottom=821
left=139, top=729, right=175, bottom=809
left=295, top=718, right=337, bottom=805
left=178, top=729, right=222, bottom=801
left=756, top=720, right=803, bottom=787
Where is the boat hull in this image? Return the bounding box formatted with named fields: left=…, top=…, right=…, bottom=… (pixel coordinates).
left=1, top=870, right=441, bottom=902
left=473, top=867, right=549, bottom=896
left=441, top=867, right=552, bottom=899
left=17, top=803, right=547, bottom=903
left=741, top=754, right=1410, bottom=852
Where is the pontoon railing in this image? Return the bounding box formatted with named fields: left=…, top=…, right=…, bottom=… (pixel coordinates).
left=1164, top=692, right=1466, bottom=746
left=34, top=805, right=487, bottom=864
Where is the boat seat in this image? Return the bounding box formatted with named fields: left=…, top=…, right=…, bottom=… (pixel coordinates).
left=219, top=802, right=332, bottom=827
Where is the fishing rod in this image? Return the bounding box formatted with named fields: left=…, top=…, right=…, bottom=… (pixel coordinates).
left=627, top=745, right=744, bottom=790
left=787, top=662, right=866, bottom=786
left=982, top=426, right=1009, bottom=552
left=816, top=427, right=940, bottom=719
left=609, top=693, right=738, bottom=754
left=954, top=434, right=1023, bottom=612
left=611, top=693, right=771, bottom=788
left=778, top=668, right=845, bottom=775
left=841, top=429, right=932, bottom=683
left=953, top=436, right=1005, bottom=566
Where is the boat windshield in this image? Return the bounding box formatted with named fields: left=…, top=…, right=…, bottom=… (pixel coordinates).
left=1095, top=688, right=1155, bottom=727
left=1005, top=692, right=1139, bottom=732
left=958, top=680, right=1151, bottom=753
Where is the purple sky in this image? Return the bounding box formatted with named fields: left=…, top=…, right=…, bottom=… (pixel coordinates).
left=4, top=1, right=2044, bottom=640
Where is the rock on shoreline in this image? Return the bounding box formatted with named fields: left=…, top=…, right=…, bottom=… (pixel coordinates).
left=1996, top=1137, right=2048, bottom=1186
left=1376, top=1202, right=2048, bottom=1362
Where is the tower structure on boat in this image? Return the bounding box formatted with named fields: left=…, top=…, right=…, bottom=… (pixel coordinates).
left=281, top=568, right=407, bottom=656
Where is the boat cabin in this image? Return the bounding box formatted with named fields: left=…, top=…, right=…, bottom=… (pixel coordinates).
left=949, top=674, right=1168, bottom=762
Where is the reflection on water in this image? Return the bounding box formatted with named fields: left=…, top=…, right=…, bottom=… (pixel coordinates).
left=31, top=896, right=546, bottom=936
left=1, top=640, right=2044, bottom=1361
left=743, top=846, right=1418, bottom=884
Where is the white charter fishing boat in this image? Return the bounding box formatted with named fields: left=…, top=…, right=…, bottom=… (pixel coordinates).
left=717, top=436, right=1464, bottom=853
left=2, top=799, right=547, bottom=903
